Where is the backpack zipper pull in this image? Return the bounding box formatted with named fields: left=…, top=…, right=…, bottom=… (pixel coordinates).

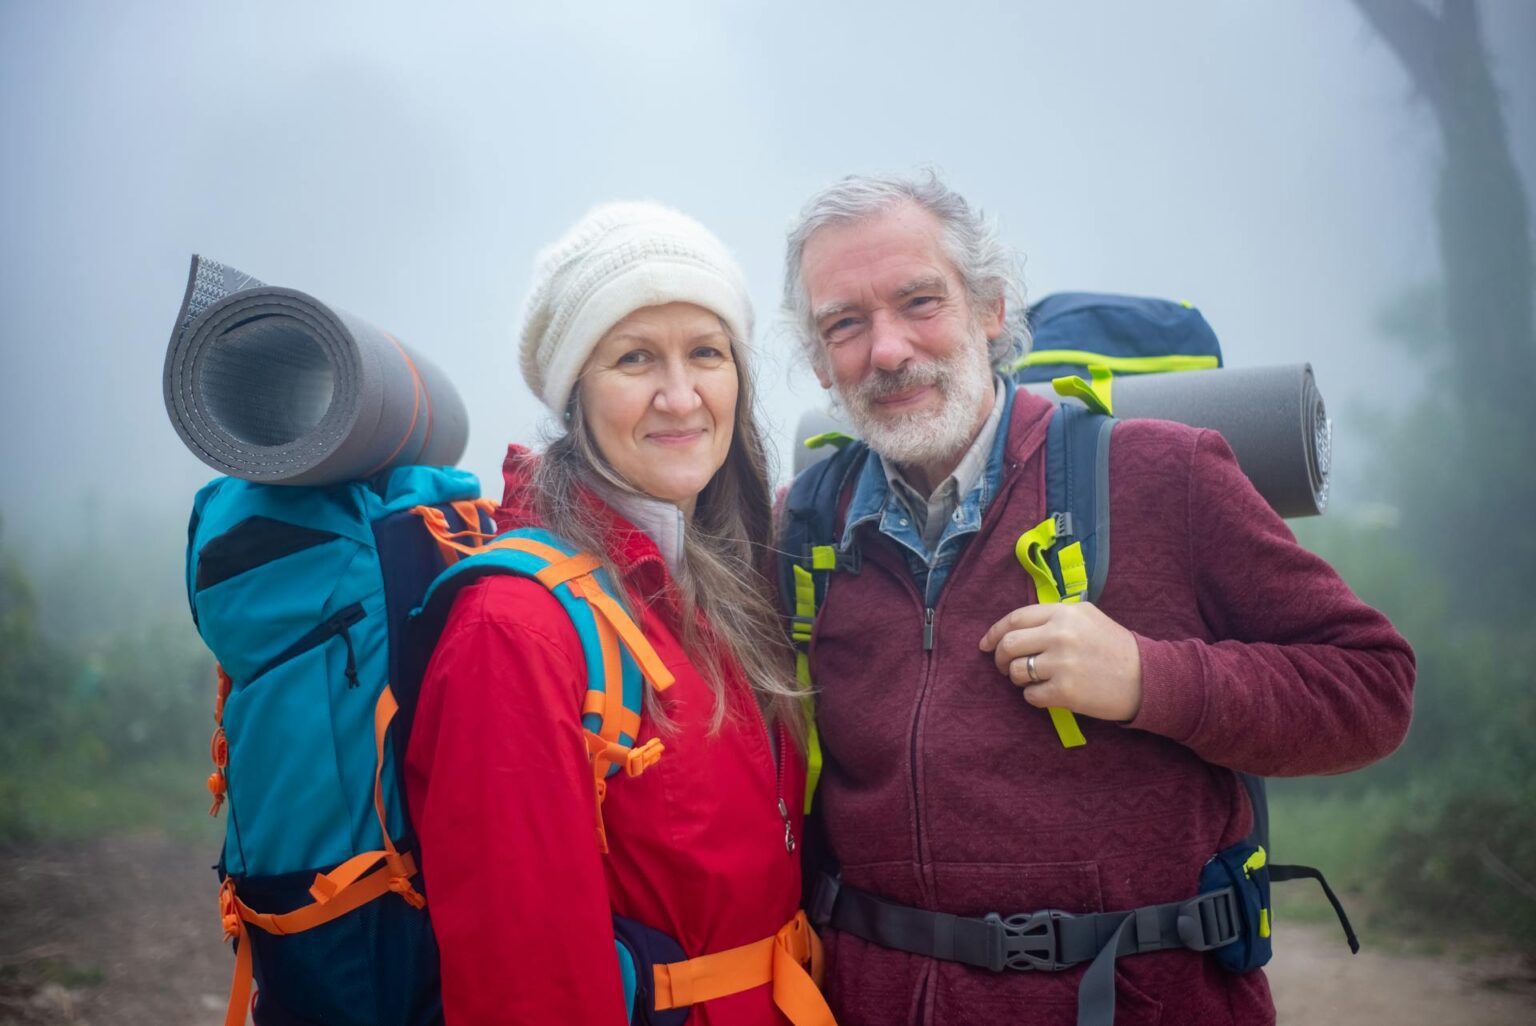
left=778, top=797, right=796, bottom=853
left=923, top=608, right=935, bottom=651
left=340, top=625, right=359, bottom=688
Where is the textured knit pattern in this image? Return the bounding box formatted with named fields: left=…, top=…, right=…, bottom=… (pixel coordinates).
left=806, top=390, right=1415, bottom=1026
left=519, top=201, right=755, bottom=412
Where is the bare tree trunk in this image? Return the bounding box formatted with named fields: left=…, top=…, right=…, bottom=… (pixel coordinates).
left=1353, top=0, right=1536, bottom=620
left=1353, top=0, right=1535, bottom=408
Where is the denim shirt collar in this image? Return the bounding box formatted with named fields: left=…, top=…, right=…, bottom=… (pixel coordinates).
left=841, top=376, right=1017, bottom=564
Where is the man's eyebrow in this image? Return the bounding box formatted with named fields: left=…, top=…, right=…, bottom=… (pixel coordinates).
left=894, top=275, right=948, bottom=299
left=812, top=300, right=857, bottom=324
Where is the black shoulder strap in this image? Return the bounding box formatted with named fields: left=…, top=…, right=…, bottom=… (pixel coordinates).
left=777, top=440, right=869, bottom=614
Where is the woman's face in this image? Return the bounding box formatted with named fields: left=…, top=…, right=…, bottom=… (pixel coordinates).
left=578, top=301, right=739, bottom=516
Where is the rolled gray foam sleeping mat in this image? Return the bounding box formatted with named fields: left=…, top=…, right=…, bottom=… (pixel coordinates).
left=793, top=364, right=1332, bottom=518
left=163, top=255, right=469, bottom=485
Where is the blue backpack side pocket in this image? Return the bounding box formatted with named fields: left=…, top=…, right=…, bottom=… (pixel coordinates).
left=1198, top=842, right=1273, bottom=973
left=610, top=915, right=690, bottom=1026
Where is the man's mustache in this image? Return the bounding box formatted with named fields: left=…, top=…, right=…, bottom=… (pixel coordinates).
left=853, top=363, right=950, bottom=404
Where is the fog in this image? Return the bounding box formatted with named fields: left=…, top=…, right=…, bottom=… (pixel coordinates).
left=3, top=0, right=1534, bottom=542
left=4, top=4, right=1536, bottom=1016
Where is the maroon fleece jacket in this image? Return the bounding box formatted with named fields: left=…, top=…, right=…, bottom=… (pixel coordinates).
left=809, top=390, right=1414, bottom=1026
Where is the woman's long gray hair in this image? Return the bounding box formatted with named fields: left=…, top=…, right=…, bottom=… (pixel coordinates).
left=525, top=341, right=807, bottom=748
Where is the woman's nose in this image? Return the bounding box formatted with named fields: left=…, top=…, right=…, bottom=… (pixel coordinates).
left=653, top=363, right=703, bottom=414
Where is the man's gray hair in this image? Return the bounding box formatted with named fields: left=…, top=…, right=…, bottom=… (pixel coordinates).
left=781, top=170, right=1029, bottom=374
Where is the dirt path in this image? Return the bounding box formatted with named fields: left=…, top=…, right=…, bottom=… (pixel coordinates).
left=0, top=832, right=227, bottom=1026
left=2, top=832, right=1532, bottom=1024
left=1267, top=918, right=1535, bottom=1025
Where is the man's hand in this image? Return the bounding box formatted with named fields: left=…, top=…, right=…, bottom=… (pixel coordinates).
left=978, top=603, right=1144, bottom=723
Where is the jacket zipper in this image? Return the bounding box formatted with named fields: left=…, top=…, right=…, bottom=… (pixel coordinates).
left=910, top=600, right=936, bottom=879
left=758, top=695, right=796, bottom=855
left=248, top=603, right=366, bottom=686
left=778, top=725, right=796, bottom=854
left=873, top=474, right=1020, bottom=906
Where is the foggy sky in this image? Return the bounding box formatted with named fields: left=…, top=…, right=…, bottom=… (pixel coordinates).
left=3, top=0, right=1534, bottom=549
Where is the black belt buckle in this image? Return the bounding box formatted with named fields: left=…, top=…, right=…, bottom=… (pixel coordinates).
left=1176, top=887, right=1242, bottom=952
left=984, top=910, right=1069, bottom=972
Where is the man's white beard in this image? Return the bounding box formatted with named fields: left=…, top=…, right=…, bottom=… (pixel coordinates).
left=841, top=334, right=994, bottom=472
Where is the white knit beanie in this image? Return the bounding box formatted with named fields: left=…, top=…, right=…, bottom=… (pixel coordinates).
left=519, top=201, right=755, bottom=414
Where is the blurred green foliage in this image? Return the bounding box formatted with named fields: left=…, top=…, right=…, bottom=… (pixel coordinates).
left=1275, top=517, right=1536, bottom=955
left=0, top=534, right=216, bottom=844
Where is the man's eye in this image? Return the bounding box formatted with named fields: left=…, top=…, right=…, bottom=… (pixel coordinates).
left=824, top=317, right=859, bottom=341
left=909, top=296, right=938, bottom=310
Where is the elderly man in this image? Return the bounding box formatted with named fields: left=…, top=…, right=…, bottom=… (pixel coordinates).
left=778, top=172, right=1414, bottom=1026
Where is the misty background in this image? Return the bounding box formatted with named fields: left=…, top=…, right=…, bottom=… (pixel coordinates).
left=2, top=1, right=1534, bottom=1022
left=4, top=0, right=1533, bottom=532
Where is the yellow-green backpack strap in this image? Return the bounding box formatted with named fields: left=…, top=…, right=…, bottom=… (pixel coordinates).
left=1016, top=349, right=1218, bottom=377
left=793, top=549, right=838, bottom=813
left=1051, top=365, right=1115, bottom=416
left=1014, top=518, right=1088, bottom=748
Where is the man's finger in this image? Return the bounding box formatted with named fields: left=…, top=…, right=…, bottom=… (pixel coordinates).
left=994, top=626, right=1049, bottom=675
left=1008, top=652, right=1053, bottom=686
left=1019, top=681, right=1061, bottom=708
left=979, top=604, right=1054, bottom=652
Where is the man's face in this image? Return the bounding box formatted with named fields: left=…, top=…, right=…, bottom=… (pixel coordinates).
left=800, top=202, right=1003, bottom=468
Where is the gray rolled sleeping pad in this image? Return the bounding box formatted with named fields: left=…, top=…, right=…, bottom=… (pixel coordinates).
left=163, top=255, right=470, bottom=485
left=794, top=363, right=1332, bottom=519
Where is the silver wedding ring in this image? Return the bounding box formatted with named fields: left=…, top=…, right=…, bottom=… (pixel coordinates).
left=1025, top=654, right=1041, bottom=684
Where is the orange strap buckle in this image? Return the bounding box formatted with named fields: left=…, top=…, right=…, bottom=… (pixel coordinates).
left=623, top=737, right=665, bottom=777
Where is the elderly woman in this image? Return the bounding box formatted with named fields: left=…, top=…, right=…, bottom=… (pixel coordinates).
left=404, top=203, right=832, bottom=1026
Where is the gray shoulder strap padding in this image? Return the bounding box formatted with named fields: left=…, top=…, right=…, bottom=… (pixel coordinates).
left=1087, top=417, right=1115, bottom=602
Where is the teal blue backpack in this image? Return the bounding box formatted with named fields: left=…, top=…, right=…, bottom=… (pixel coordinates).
left=187, top=466, right=680, bottom=1026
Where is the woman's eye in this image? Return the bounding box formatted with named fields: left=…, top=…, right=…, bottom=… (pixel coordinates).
left=692, top=345, right=727, bottom=361
left=616, top=350, right=650, bottom=366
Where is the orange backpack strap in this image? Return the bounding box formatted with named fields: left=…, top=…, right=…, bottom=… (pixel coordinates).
left=409, top=501, right=499, bottom=564
left=410, top=527, right=674, bottom=854
left=650, top=911, right=834, bottom=1025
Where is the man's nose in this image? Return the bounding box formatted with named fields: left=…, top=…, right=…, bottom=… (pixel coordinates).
left=653, top=362, right=703, bottom=414
left=868, top=311, right=915, bottom=372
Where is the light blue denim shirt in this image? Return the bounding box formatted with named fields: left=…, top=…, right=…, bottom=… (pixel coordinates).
left=839, top=377, right=1017, bottom=607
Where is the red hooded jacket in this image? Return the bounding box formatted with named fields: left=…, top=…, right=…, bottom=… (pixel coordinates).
left=404, top=447, right=809, bottom=1025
